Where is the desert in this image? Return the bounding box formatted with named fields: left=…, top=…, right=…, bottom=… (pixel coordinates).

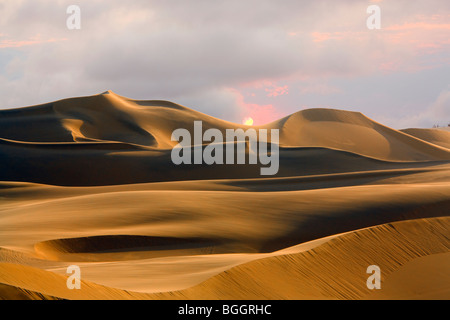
left=0, top=91, right=448, bottom=300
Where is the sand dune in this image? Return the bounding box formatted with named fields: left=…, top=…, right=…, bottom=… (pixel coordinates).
left=269, top=108, right=450, bottom=161
left=1, top=179, right=449, bottom=257
left=1, top=91, right=449, bottom=155
left=1, top=136, right=448, bottom=186
left=152, top=217, right=450, bottom=300
left=0, top=91, right=449, bottom=300
left=401, top=128, right=450, bottom=149
left=0, top=217, right=448, bottom=299
left=1, top=91, right=448, bottom=186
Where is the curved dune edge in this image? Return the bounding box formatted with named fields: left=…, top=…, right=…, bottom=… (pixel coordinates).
left=401, top=128, right=450, bottom=149
left=1, top=91, right=449, bottom=162
left=32, top=235, right=227, bottom=263
left=52, top=92, right=450, bottom=161
left=0, top=284, right=61, bottom=300
left=0, top=216, right=448, bottom=300
left=34, top=235, right=221, bottom=258
left=2, top=91, right=450, bottom=187
left=151, top=216, right=449, bottom=300
left=0, top=263, right=152, bottom=300
left=365, top=252, right=450, bottom=300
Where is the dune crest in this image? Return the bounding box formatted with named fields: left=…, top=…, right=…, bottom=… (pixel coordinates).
left=401, top=128, right=450, bottom=149
left=0, top=217, right=448, bottom=300
left=1, top=91, right=449, bottom=160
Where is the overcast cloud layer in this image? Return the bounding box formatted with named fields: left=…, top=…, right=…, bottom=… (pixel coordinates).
left=0, top=0, right=449, bottom=128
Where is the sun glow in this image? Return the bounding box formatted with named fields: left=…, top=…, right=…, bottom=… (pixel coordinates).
left=243, top=117, right=254, bottom=126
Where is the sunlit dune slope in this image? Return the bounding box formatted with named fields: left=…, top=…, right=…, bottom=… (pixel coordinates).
left=0, top=91, right=449, bottom=186
left=0, top=217, right=448, bottom=300
left=1, top=91, right=449, bottom=160
left=266, top=108, right=450, bottom=160
left=1, top=180, right=448, bottom=259
left=152, top=217, right=450, bottom=300
left=401, top=128, right=450, bottom=149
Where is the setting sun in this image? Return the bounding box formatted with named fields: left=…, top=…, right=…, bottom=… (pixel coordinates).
left=243, top=117, right=254, bottom=126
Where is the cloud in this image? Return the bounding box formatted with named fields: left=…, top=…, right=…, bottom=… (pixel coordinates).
left=389, top=87, right=450, bottom=129
left=0, top=0, right=449, bottom=128
left=226, top=88, right=283, bottom=125
left=299, top=82, right=342, bottom=95
left=0, top=34, right=67, bottom=48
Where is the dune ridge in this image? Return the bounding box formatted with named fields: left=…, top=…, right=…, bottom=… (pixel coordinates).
left=0, top=217, right=448, bottom=300
left=401, top=128, right=450, bottom=149
left=1, top=91, right=449, bottom=186
left=152, top=217, right=450, bottom=300
left=1, top=91, right=449, bottom=156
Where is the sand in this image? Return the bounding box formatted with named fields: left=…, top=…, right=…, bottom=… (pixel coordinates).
left=0, top=91, right=449, bottom=300
left=401, top=128, right=450, bottom=149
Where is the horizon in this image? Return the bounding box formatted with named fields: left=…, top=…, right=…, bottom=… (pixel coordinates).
left=1, top=89, right=449, bottom=130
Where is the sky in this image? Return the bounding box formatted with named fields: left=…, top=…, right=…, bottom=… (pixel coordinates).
left=0, top=0, right=449, bottom=129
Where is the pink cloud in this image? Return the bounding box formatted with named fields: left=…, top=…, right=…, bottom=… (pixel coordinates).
left=310, top=15, right=450, bottom=48
left=238, top=80, right=289, bottom=98
left=227, top=88, right=283, bottom=125
left=265, top=84, right=288, bottom=97
left=307, top=14, right=450, bottom=73
left=311, top=32, right=338, bottom=42
left=382, top=21, right=450, bottom=56
left=0, top=35, right=67, bottom=48
left=385, top=22, right=450, bottom=31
